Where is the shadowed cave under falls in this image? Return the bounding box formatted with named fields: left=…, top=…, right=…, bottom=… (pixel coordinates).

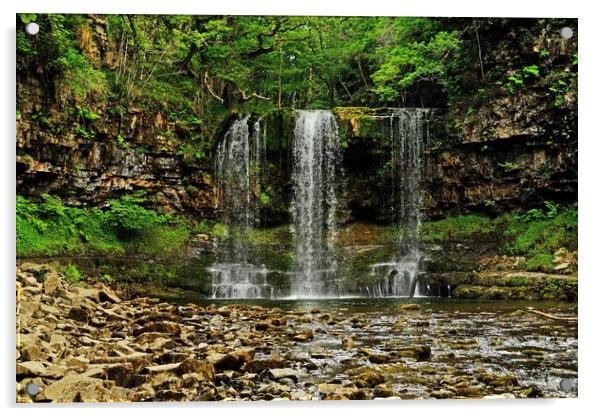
left=210, top=109, right=431, bottom=299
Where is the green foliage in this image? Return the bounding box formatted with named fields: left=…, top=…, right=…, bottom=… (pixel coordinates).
left=16, top=194, right=194, bottom=258
left=101, top=274, right=114, bottom=283
left=498, top=161, right=520, bottom=171
left=107, top=195, right=168, bottom=234
left=115, top=134, right=128, bottom=148
left=19, top=14, right=38, bottom=24
left=74, top=125, right=95, bottom=140
left=505, top=65, right=540, bottom=94
left=526, top=253, right=555, bottom=273
left=372, top=28, right=461, bottom=102
left=259, top=191, right=271, bottom=206
left=421, top=215, right=495, bottom=242
left=75, top=106, right=100, bottom=121
left=420, top=203, right=577, bottom=266
left=211, top=223, right=229, bottom=239
left=178, top=143, right=205, bottom=162
left=504, top=203, right=576, bottom=256
left=60, top=264, right=84, bottom=283
left=55, top=45, right=108, bottom=101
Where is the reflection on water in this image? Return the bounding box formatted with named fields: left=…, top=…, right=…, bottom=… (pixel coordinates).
left=176, top=297, right=578, bottom=398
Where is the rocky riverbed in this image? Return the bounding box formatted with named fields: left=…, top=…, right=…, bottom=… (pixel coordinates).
left=16, top=263, right=578, bottom=402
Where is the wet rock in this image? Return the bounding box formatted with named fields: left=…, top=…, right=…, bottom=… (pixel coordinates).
left=71, top=286, right=101, bottom=303
left=42, top=375, right=125, bottom=402
left=99, top=286, right=122, bottom=303
left=521, top=348, right=548, bottom=357
left=342, top=337, right=354, bottom=349
left=318, top=383, right=359, bottom=398
left=20, top=345, right=44, bottom=362
left=41, top=364, right=72, bottom=378
left=269, top=368, right=300, bottom=383
left=206, top=352, right=245, bottom=372
left=154, top=390, right=187, bottom=401
left=292, top=329, right=314, bottom=342
left=454, top=386, right=485, bottom=397
left=133, top=321, right=181, bottom=336
left=67, top=307, right=89, bottom=322
left=323, top=393, right=349, bottom=400
left=398, top=345, right=432, bottom=361
left=258, top=382, right=291, bottom=396
left=255, top=322, right=269, bottom=331
left=17, top=361, right=46, bottom=377
left=373, top=385, right=399, bottom=398
left=399, top=303, right=420, bottom=311
left=143, top=363, right=180, bottom=375
left=268, top=316, right=288, bottom=327
left=353, top=370, right=384, bottom=388
left=363, top=350, right=391, bottom=364
left=519, top=386, right=543, bottom=398
left=175, top=358, right=214, bottom=380
left=477, top=371, right=518, bottom=388
left=430, top=389, right=455, bottom=399
left=157, top=352, right=190, bottom=364
left=43, top=272, right=61, bottom=295
left=243, top=359, right=285, bottom=373
left=392, top=318, right=406, bottom=330
left=93, top=363, right=134, bottom=386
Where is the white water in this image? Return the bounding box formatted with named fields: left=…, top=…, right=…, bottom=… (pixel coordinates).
left=210, top=109, right=430, bottom=299
left=211, top=117, right=267, bottom=298
left=290, top=110, right=341, bottom=298
left=369, top=108, right=430, bottom=297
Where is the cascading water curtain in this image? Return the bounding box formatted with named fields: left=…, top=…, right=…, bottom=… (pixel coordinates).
left=291, top=110, right=341, bottom=298
left=211, top=116, right=269, bottom=298
left=389, top=108, right=430, bottom=296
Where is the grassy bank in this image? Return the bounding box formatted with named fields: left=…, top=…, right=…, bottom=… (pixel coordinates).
left=421, top=202, right=578, bottom=272
left=16, top=193, right=221, bottom=258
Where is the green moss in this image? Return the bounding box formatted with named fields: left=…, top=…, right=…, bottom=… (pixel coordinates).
left=420, top=204, right=577, bottom=266
left=421, top=215, right=495, bottom=242
left=16, top=194, right=193, bottom=258
left=526, top=253, right=555, bottom=272
left=60, top=264, right=84, bottom=283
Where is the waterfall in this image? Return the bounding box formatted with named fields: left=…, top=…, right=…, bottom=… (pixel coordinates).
left=290, top=110, right=341, bottom=298
left=369, top=108, right=430, bottom=297
left=210, top=116, right=269, bottom=298
left=390, top=108, right=429, bottom=297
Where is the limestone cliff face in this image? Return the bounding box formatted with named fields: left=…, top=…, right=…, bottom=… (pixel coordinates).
left=16, top=16, right=577, bottom=221
left=16, top=102, right=576, bottom=221
left=336, top=108, right=576, bottom=220
left=16, top=101, right=217, bottom=216
left=425, top=135, right=577, bottom=218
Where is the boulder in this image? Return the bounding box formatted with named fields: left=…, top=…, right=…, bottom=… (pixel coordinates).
left=366, top=351, right=391, bottom=364
left=143, top=363, right=180, bottom=375
left=243, top=359, right=285, bottom=373
left=16, top=361, right=46, bottom=377
left=292, top=329, right=314, bottom=342
left=399, top=303, right=420, bottom=311
left=133, top=321, right=181, bottom=336
left=398, top=345, right=431, bottom=361
left=71, top=286, right=101, bottom=303
left=98, top=285, right=122, bottom=303
left=175, top=358, right=214, bottom=380
left=43, top=273, right=61, bottom=295
left=268, top=368, right=301, bottom=383
left=20, top=345, right=45, bottom=362
left=67, top=307, right=89, bottom=322
left=154, top=390, right=187, bottom=401
left=353, top=370, right=384, bottom=388
left=318, top=383, right=359, bottom=398
left=42, top=375, right=124, bottom=402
